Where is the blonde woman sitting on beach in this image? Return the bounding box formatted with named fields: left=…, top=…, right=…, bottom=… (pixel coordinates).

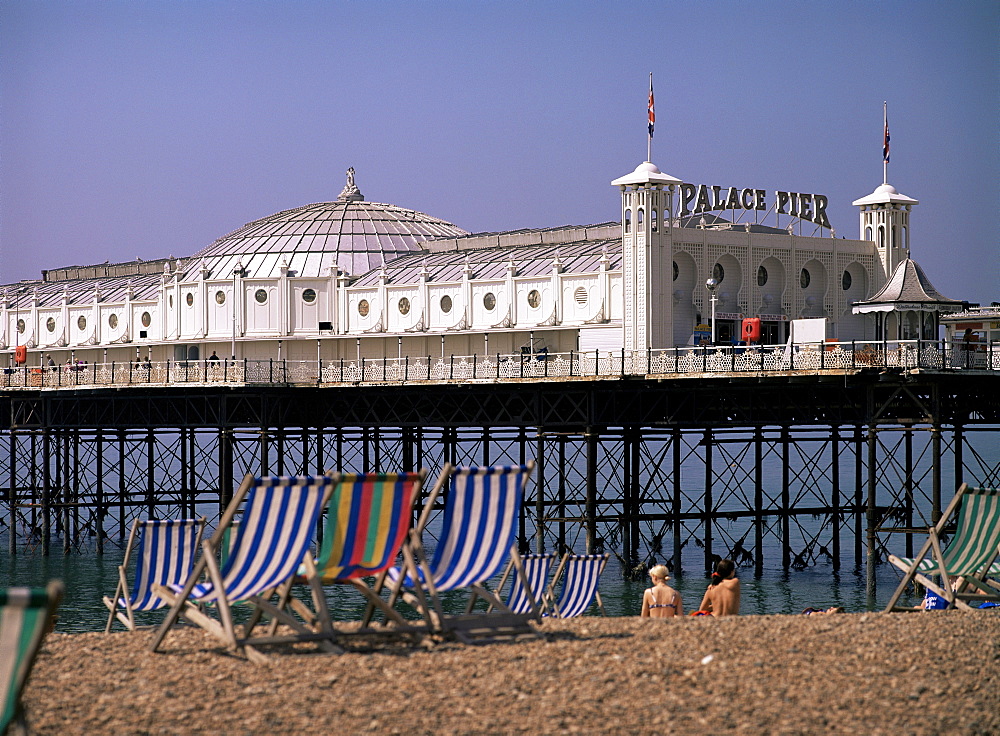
left=698, top=559, right=740, bottom=617
left=641, top=564, right=683, bottom=618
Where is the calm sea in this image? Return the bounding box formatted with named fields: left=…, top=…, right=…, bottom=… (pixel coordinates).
left=1, top=538, right=923, bottom=633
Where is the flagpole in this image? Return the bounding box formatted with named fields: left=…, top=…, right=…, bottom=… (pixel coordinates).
left=647, top=72, right=653, bottom=162
left=882, top=101, right=888, bottom=185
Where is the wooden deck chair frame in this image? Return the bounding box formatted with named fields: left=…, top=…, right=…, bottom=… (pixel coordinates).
left=1, top=581, right=63, bottom=736
left=103, top=517, right=205, bottom=633
left=150, top=473, right=336, bottom=663
left=545, top=553, right=609, bottom=618
left=272, top=469, right=429, bottom=639
left=370, top=462, right=541, bottom=642
left=884, top=483, right=1000, bottom=612
left=485, top=553, right=557, bottom=615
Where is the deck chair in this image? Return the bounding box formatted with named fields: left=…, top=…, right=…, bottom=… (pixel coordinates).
left=545, top=553, right=609, bottom=618
left=380, top=462, right=540, bottom=643
left=1, top=581, right=63, bottom=736
left=150, top=473, right=334, bottom=663
left=884, top=484, right=1000, bottom=612
left=103, top=518, right=205, bottom=632
left=488, top=553, right=557, bottom=615
left=276, top=470, right=427, bottom=635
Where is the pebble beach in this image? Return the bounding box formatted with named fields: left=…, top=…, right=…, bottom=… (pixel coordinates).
left=20, top=610, right=1000, bottom=735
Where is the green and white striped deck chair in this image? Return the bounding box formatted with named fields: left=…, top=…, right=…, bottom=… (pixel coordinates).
left=1, top=581, right=63, bottom=736
left=884, top=484, right=1000, bottom=612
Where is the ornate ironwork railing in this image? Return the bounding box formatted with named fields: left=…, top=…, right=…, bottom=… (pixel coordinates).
left=1, top=339, right=996, bottom=390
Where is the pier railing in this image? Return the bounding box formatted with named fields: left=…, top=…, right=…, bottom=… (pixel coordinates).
left=1, top=339, right=996, bottom=390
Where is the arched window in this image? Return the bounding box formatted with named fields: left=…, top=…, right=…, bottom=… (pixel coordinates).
left=877, top=225, right=885, bottom=248
left=624, top=209, right=632, bottom=233
left=651, top=209, right=658, bottom=232
left=637, top=208, right=644, bottom=226
left=865, top=226, right=873, bottom=242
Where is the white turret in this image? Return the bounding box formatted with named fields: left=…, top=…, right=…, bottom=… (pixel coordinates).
left=611, top=161, right=682, bottom=351
left=852, top=182, right=918, bottom=280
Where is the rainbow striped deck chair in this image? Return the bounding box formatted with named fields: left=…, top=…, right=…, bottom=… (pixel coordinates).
left=103, top=518, right=205, bottom=632
left=488, top=553, right=557, bottom=615
left=277, top=470, right=426, bottom=634
left=545, top=553, right=609, bottom=618
left=885, top=484, right=1000, bottom=612
left=382, top=462, right=541, bottom=643
left=1, top=581, right=63, bottom=736
left=150, top=473, right=334, bottom=663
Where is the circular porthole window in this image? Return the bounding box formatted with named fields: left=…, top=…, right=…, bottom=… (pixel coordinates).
left=215, top=290, right=226, bottom=305
left=398, top=297, right=410, bottom=315
left=185, top=293, right=194, bottom=307
left=527, top=289, right=541, bottom=309
left=46, top=317, right=56, bottom=333
left=358, top=299, right=370, bottom=317
left=440, top=295, right=453, bottom=314
left=141, top=311, right=152, bottom=327
left=842, top=271, right=852, bottom=290
left=109, top=313, right=118, bottom=329
left=574, top=286, right=588, bottom=305
left=713, top=263, right=725, bottom=283
left=255, top=289, right=268, bottom=304
left=672, top=261, right=679, bottom=282
left=16, top=319, right=25, bottom=334
left=800, top=268, right=811, bottom=289
left=77, top=315, right=87, bottom=330
left=483, top=292, right=496, bottom=311
left=302, top=288, right=317, bottom=304
left=757, top=265, right=768, bottom=286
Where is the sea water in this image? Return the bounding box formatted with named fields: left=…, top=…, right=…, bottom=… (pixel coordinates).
left=0, top=536, right=924, bottom=633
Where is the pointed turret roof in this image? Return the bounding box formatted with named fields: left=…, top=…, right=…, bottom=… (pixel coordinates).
left=853, top=258, right=962, bottom=312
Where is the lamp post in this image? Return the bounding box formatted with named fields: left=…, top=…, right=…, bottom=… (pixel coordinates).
left=231, top=265, right=246, bottom=359
left=705, top=278, right=718, bottom=345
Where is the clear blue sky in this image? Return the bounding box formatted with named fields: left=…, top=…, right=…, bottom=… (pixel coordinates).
left=2, top=1, right=997, bottom=304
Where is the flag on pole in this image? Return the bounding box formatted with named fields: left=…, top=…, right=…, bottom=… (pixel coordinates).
left=648, top=76, right=655, bottom=139
left=883, top=106, right=890, bottom=163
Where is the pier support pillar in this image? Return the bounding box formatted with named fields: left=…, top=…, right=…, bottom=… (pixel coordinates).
left=866, top=425, right=878, bottom=602
left=585, top=426, right=598, bottom=554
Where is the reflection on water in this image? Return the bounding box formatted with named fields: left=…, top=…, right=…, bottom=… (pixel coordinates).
left=1, top=543, right=921, bottom=634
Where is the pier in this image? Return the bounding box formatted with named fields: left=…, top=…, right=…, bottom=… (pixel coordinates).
left=2, top=343, right=999, bottom=597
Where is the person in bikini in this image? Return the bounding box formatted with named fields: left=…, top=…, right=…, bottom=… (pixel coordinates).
left=699, top=559, right=740, bottom=616
left=641, top=564, right=683, bottom=618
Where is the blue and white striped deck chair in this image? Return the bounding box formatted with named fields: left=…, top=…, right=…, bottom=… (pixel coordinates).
left=487, top=554, right=557, bottom=615
left=150, top=473, right=335, bottom=662
left=383, top=462, right=540, bottom=642
left=885, top=484, right=1000, bottom=612
left=103, top=517, right=205, bottom=632
left=545, top=554, right=609, bottom=618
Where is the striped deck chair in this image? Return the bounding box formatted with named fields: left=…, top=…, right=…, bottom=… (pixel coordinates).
left=277, top=470, right=427, bottom=634
left=487, top=553, right=557, bottom=615
left=381, top=462, right=540, bottom=643
left=1, top=581, right=63, bottom=736
left=150, top=473, right=334, bottom=663
left=545, top=553, right=609, bottom=618
left=884, top=484, right=1000, bottom=612
left=103, top=518, right=205, bottom=632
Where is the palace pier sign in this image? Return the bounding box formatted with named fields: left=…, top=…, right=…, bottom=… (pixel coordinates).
left=679, top=183, right=831, bottom=229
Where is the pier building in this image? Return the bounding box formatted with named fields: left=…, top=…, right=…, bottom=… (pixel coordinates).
left=2, top=158, right=959, bottom=367
left=2, top=148, right=995, bottom=599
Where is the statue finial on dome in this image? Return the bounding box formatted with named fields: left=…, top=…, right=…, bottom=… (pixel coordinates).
left=337, top=167, right=364, bottom=202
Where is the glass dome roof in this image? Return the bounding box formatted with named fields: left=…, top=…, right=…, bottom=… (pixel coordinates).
left=181, top=190, right=467, bottom=281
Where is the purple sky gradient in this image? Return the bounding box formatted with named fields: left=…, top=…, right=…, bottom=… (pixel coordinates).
left=2, top=1, right=997, bottom=304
